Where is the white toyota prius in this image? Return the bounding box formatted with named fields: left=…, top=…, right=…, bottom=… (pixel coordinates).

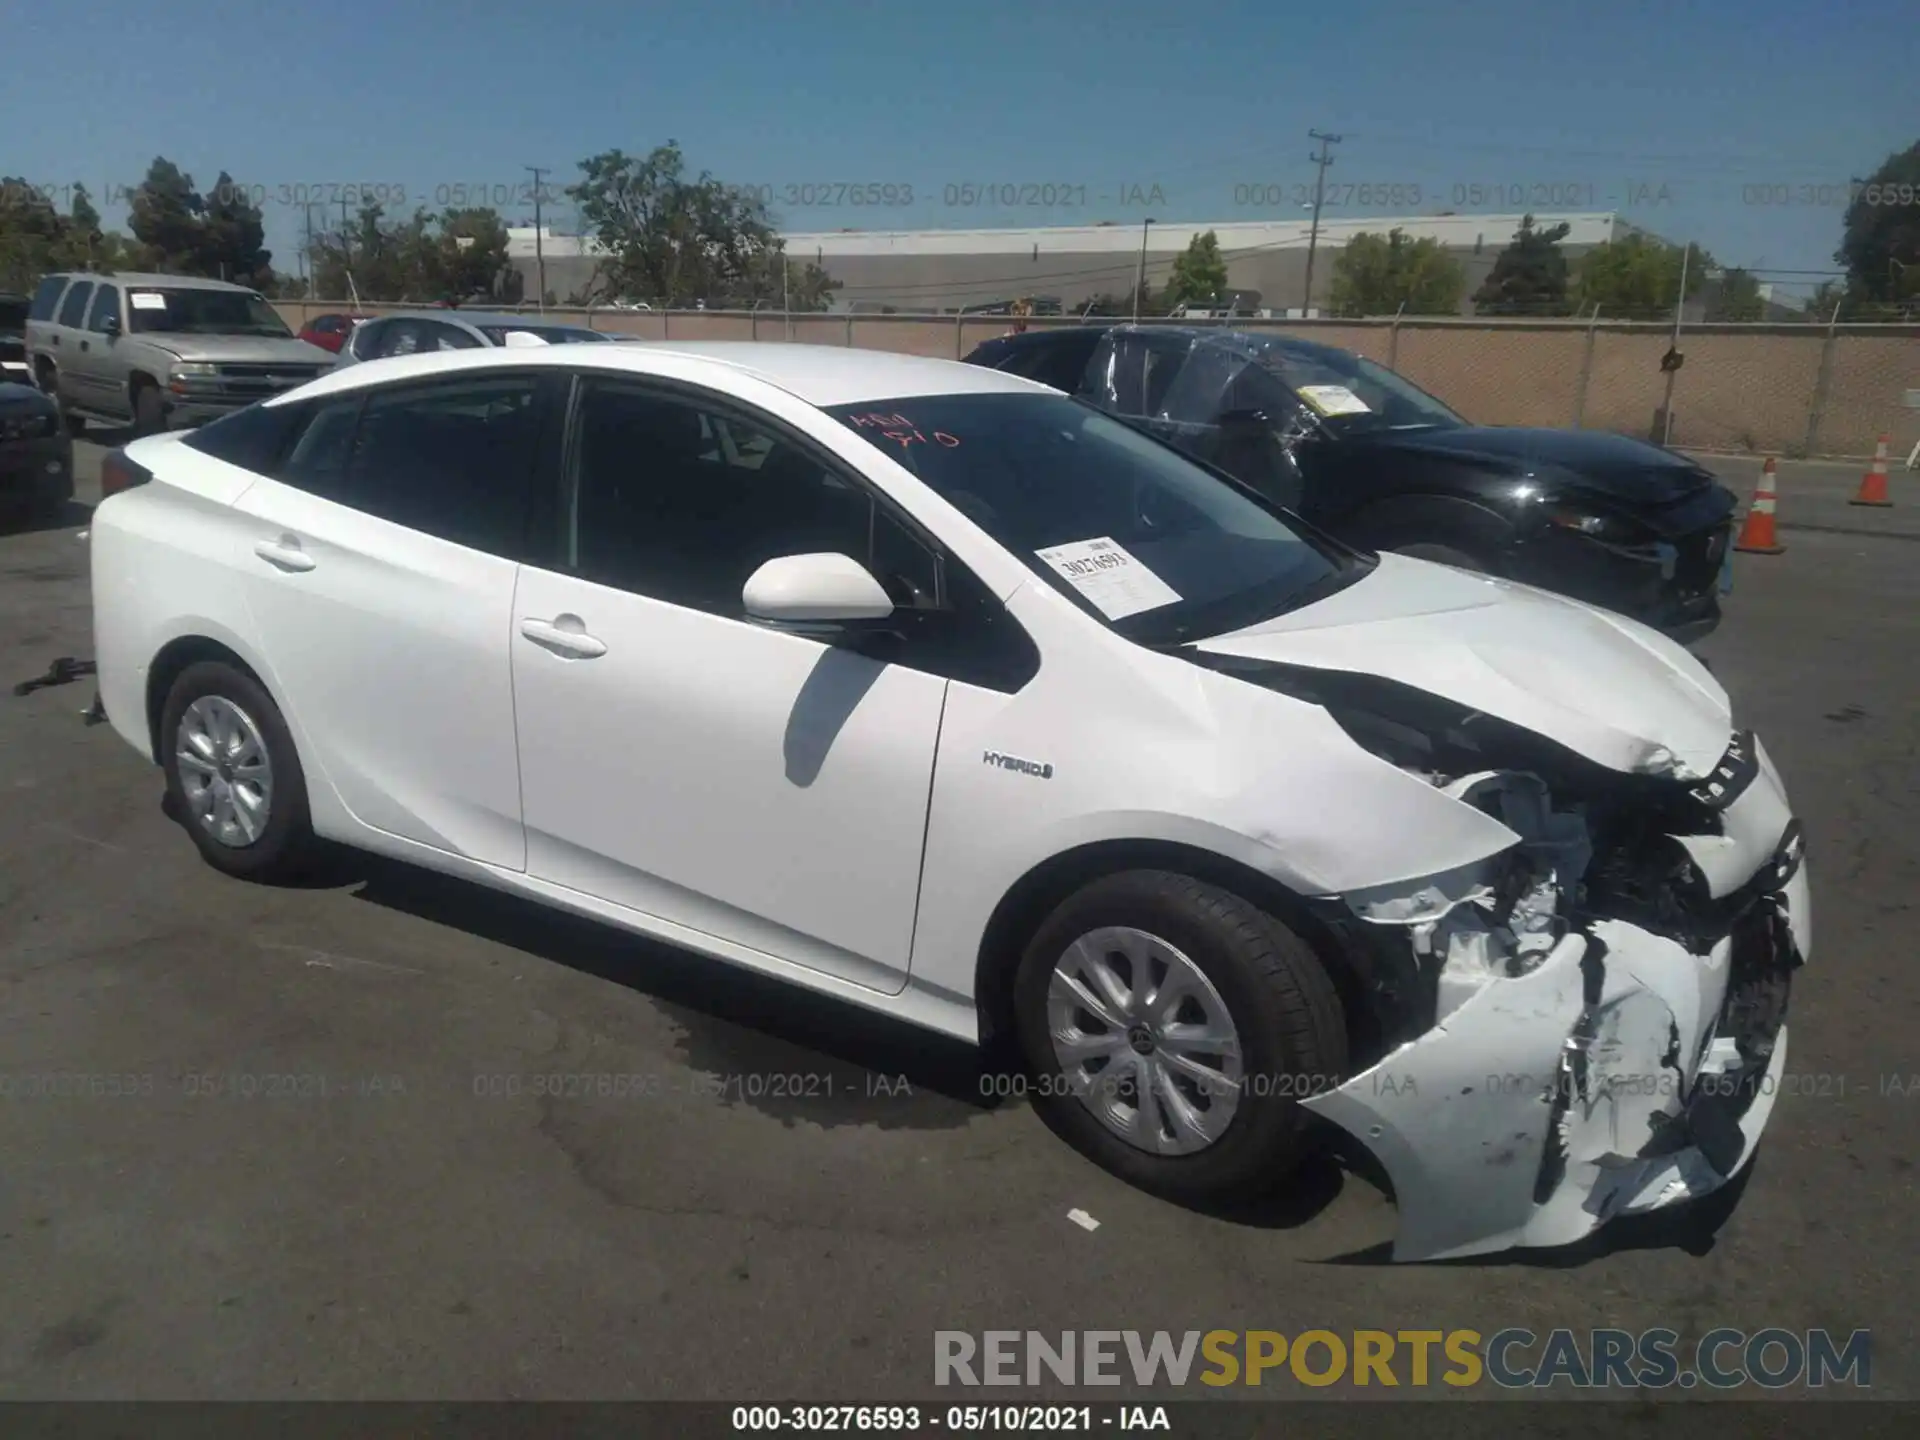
left=87, top=342, right=1810, bottom=1261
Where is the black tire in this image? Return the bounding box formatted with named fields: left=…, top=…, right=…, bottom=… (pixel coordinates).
left=132, top=381, right=165, bottom=437
left=1392, top=541, right=1487, bottom=571
left=1011, top=870, right=1347, bottom=1205
left=159, top=660, right=315, bottom=882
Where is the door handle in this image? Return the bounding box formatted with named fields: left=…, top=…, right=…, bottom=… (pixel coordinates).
left=520, top=615, right=607, bottom=659
left=79, top=340, right=90, bottom=352
left=253, top=537, right=317, bottom=572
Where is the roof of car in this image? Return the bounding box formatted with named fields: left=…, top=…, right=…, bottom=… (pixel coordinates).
left=985, top=322, right=1357, bottom=370
left=369, top=309, right=600, bottom=330
left=287, top=340, right=1051, bottom=409
left=56, top=272, right=262, bottom=292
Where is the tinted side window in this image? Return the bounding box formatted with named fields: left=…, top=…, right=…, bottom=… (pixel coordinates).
left=376, top=319, right=428, bottom=357
left=568, top=384, right=933, bottom=613
left=30, top=276, right=68, bottom=322
left=344, top=377, right=544, bottom=555
left=346, top=319, right=384, bottom=359
left=1016, top=334, right=1101, bottom=392
left=56, top=282, right=94, bottom=328
left=568, top=382, right=1036, bottom=690
left=277, top=397, right=364, bottom=497
left=183, top=400, right=308, bottom=472
left=423, top=320, right=482, bottom=351
left=87, top=285, right=120, bottom=333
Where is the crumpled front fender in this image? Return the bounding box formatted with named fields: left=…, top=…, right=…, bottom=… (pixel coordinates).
left=1303, top=737, right=1807, bottom=1263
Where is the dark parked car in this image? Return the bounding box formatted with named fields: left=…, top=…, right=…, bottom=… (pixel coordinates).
left=965, top=324, right=1738, bottom=641
left=0, top=293, right=31, bottom=386
left=0, top=377, right=74, bottom=523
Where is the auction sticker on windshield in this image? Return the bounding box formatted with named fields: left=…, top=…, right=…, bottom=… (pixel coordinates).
left=1297, top=384, right=1370, bottom=416
left=1034, top=537, right=1182, bottom=620
left=129, top=293, right=167, bottom=310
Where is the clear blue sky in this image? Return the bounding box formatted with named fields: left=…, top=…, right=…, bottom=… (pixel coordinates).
left=10, top=0, right=1913, bottom=303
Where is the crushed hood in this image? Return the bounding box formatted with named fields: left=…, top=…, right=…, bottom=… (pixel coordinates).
left=1191, top=552, right=1732, bottom=778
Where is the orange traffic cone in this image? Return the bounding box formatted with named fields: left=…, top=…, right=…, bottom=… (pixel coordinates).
left=1733, top=457, right=1786, bottom=554
left=1851, top=434, right=1893, bottom=506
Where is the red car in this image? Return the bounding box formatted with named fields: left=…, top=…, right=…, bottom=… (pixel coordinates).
left=296, top=312, right=364, bottom=354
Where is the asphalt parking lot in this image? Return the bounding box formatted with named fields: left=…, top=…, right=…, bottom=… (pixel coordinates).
left=0, top=440, right=1915, bottom=1404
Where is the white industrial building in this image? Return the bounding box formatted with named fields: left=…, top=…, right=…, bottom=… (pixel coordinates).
left=506, top=213, right=1665, bottom=313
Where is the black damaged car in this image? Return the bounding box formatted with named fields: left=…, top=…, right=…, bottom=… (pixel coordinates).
left=964, top=323, right=1738, bottom=642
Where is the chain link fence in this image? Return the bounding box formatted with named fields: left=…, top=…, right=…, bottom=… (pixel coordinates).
left=271, top=301, right=1920, bottom=459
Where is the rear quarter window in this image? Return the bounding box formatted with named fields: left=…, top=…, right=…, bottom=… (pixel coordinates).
left=181, top=401, right=309, bottom=473
left=28, top=276, right=68, bottom=322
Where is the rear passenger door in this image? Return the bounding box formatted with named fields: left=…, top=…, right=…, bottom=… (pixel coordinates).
left=229, top=371, right=561, bottom=869
left=48, top=279, right=94, bottom=407
left=70, top=283, right=126, bottom=417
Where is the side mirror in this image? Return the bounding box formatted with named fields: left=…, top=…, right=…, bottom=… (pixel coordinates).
left=743, top=553, right=896, bottom=632
left=100, top=315, right=120, bottom=337
left=499, top=330, right=549, bottom=348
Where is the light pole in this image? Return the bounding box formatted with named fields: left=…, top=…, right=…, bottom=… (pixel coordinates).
left=1133, top=217, right=1156, bottom=321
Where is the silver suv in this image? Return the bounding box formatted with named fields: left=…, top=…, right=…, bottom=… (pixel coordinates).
left=25, top=273, right=332, bottom=435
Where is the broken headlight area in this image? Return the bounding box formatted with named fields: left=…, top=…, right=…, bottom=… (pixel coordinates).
left=1222, top=659, right=1808, bottom=1261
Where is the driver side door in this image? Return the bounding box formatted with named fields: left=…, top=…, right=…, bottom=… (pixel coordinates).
left=508, top=375, right=956, bottom=994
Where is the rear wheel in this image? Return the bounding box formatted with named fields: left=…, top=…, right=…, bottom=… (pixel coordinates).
left=160, top=661, right=315, bottom=882
left=1011, top=870, right=1347, bottom=1204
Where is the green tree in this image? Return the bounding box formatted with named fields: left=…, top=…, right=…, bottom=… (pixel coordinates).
left=0, top=179, right=68, bottom=290
left=1804, top=279, right=1861, bottom=321
left=1165, top=230, right=1229, bottom=309
left=567, top=141, right=798, bottom=307
left=1574, top=234, right=1710, bottom=320
left=196, top=171, right=274, bottom=286
left=127, top=158, right=206, bottom=272
left=1328, top=228, right=1465, bottom=316
left=58, top=184, right=107, bottom=270
left=307, top=204, right=523, bottom=303
left=1704, top=267, right=1764, bottom=322
left=432, top=207, right=520, bottom=302
left=1471, top=214, right=1573, bottom=315
left=1837, top=139, right=1920, bottom=317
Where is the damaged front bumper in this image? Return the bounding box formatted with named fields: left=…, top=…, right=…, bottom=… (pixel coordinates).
left=1303, top=731, right=1809, bottom=1262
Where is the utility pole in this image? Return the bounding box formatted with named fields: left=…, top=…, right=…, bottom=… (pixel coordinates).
left=1301, top=129, right=1342, bottom=315
left=1133, top=216, right=1156, bottom=321
left=526, top=166, right=549, bottom=311
left=301, top=204, right=315, bottom=298
left=1660, top=242, right=1693, bottom=446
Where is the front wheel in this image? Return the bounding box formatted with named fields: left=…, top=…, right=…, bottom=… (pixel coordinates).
left=160, top=661, right=315, bottom=882
left=1011, top=870, right=1347, bottom=1205
left=132, top=381, right=165, bottom=437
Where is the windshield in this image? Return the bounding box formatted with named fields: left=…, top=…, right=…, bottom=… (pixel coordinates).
left=827, top=392, right=1358, bottom=646
left=1244, top=339, right=1465, bottom=434
left=0, top=299, right=26, bottom=334
left=475, top=324, right=611, bottom=344
left=126, top=288, right=292, bottom=337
